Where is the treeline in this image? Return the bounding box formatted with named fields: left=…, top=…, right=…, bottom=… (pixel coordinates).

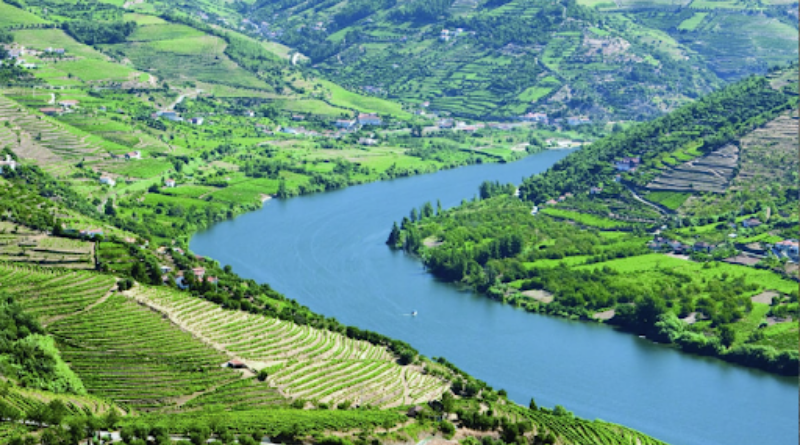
left=0, top=294, right=86, bottom=394
left=63, top=20, right=137, bottom=45
left=519, top=75, right=793, bottom=203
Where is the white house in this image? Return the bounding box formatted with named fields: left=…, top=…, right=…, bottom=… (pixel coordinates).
left=0, top=155, right=17, bottom=174
left=99, top=176, right=116, bottom=187
left=124, top=151, right=141, bottom=160
left=165, top=178, right=176, bottom=188
left=335, top=119, right=356, bottom=129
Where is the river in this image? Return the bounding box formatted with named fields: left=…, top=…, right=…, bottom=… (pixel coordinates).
left=191, top=150, right=798, bottom=445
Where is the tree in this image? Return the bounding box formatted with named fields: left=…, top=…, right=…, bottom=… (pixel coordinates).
left=529, top=397, right=538, bottom=411
left=386, top=222, right=401, bottom=247
left=719, top=325, right=736, bottom=348
left=104, top=198, right=116, bottom=216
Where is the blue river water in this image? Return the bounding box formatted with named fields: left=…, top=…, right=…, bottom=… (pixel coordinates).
left=191, top=150, right=798, bottom=445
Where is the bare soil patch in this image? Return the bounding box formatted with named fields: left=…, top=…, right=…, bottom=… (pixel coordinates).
left=593, top=309, right=615, bottom=321
left=520, top=290, right=553, bottom=304
left=751, top=291, right=778, bottom=304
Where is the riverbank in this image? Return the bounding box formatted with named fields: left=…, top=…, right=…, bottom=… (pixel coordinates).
left=189, top=150, right=797, bottom=445
left=391, top=196, right=798, bottom=378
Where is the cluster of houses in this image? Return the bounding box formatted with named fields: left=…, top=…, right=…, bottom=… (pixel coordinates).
left=334, top=113, right=383, bottom=130
left=614, top=156, right=641, bottom=172
left=440, top=28, right=465, bottom=41
left=0, top=155, right=17, bottom=175
left=648, top=236, right=715, bottom=254
left=39, top=99, right=81, bottom=116
left=544, top=192, right=574, bottom=206
left=1, top=45, right=65, bottom=69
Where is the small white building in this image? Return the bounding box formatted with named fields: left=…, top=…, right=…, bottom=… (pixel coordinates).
left=99, top=176, right=116, bottom=187
left=0, top=155, right=17, bottom=174
left=165, top=178, right=176, bottom=188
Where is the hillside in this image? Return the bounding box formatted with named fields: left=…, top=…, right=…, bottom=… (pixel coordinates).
left=390, top=68, right=799, bottom=376
left=167, top=0, right=799, bottom=121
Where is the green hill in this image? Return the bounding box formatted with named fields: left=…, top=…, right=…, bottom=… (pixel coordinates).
left=176, top=0, right=798, bottom=120
left=390, top=67, right=799, bottom=376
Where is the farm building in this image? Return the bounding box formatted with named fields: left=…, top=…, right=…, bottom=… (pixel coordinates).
left=358, top=137, right=378, bottom=146
left=189, top=117, right=204, bottom=125
left=227, top=359, right=246, bottom=369
left=165, top=178, right=176, bottom=188
left=192, top=267, right=206, bottom=279
left=124, top=151, right=141, bottom=160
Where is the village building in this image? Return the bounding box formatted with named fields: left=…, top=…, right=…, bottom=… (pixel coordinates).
left=0, top=155, right=17, bottom=174
left=58, top=99, right=79, bottom=109
left=614, top=157, right=640, bottom=171
left=189, top=117, right=204, bottom=125
left=358, top=137, right=378, bottom=146
left=99, top=176, right=116, bottom=187
left=192, top=267, right=206, bottom=280
left=79, top=228, right=104, bottom=238
left=567, top=117, right=592, bottom=126
left=38, top=107, right=60, bottom=116
left=772, top=240, right=799, bottom=262
left=742, top=218, right=762, bottom=228
left=358, top=113, right=382, bottom=126
left=520, top=112, right=549, bottom=123
left=693, top=241, right=714, bottom=253
left=124, top=151, right=141, bottom=160
left=335, top=119, right=356, bottom=129
left=165, top=178, right=176, bottom=188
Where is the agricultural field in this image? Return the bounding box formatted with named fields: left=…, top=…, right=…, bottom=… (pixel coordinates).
left=0, top=2, right=49, bottom=27
left=128, top=285, right=447, bottom=408
left=0, top=226, right=95, bottom=269
left=0, top=263, right=115, bottom=323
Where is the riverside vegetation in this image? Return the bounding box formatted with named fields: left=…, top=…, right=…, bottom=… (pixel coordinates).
left=388, top=67, right=799, bottom=376
left=0, top=0, right=795, bottom=443
left=0, top=2, right=665, bottom=445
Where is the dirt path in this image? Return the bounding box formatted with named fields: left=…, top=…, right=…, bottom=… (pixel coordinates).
left=43, top=280, right=117, bottom=326
left=625, top=184, right=671, bottom=215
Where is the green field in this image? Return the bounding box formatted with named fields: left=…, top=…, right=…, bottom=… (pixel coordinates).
left=643, top=191, right=690, bottom=210
left=0, top=2, right=48, bottom=27
left=540, top=207, right=632, bottom=229
left=677, top=12, right=708, bottom=30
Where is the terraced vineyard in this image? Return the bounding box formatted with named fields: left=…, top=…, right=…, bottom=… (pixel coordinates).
left=646, top=144, right=739, bottom=193
left=0, top=263, right=115, bottom=322
left=735, top=110, right=798, bottom=185
left=1, top=385, right=123, bottom=418
left=0, top=93, right=108, bottom=177
left=128, top=286, right=447, bottom=407
left=0, top=230, right=94, bottom=269
left=49, top=293, right=241, bottom=410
